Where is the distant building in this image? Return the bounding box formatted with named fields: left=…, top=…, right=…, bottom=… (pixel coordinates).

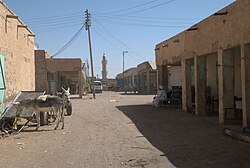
left=35, top=50, right=85, bottom=98
left=137, top=61, right=157, bottom=94
left=123, top=68, right=138, bottom=93
left=115, top=61, right=157, bottom=94
left=115, top=73, right=123, bottom=92
left=105, top=78, right=116, bottom=91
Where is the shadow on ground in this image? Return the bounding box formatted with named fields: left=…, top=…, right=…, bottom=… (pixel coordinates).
left=116, top=104, right=250, bottom=168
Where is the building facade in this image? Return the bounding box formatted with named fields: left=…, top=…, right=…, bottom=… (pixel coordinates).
left=155, top=0, right=250, bottom=129
left=124, top=67, right=138, bottom=93
left=116, top=61, right=157, bottom=94
left=0, top=1, right=35, bottom=115
left=137, top=61, right=157, bottom=94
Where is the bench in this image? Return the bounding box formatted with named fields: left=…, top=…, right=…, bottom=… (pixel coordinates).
left=224, top=97, right=242, bottom=125
left=160, top=98, right=182, bottom=109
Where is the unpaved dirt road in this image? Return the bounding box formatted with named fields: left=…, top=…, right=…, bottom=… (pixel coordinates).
left=0, top=92, right=249, bottom=168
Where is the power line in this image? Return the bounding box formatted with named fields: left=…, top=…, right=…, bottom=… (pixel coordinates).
left=93, top=0, right=177, bottom=16
left=92, top=13, right=201, bottom=21
left=92, top=27, right=143, bottom=62
left=20, top=8, right=197, bottom=30
left=93, top=19, right=187, bottom=28
left=26, top=15, right=84, bottom=25
left=21, top=12, right=84, bottom=31
left=122, top=0, right=177, bottom=16
left=29, top=19, right=84, bottom=28
left=93, top=25, right=154, bottom=62
left=52, top=23, right=85, bottom=57
left=92, top=16, right=149, bottom=61
left=92, top=27, right=124, bottom=52
left=95, top=0, right=163, bottom=14
left=23, top=12, right=83, bottom=21
left=31, top=23, right=84, bottom=32
left=92, top=15, right=194, bottom=25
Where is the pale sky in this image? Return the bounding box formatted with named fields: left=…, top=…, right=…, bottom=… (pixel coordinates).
left=4, top=0, right=235, bottom=78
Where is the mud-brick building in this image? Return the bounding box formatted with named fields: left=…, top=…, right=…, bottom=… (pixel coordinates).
left=155, top=0, right=250, bottom=129
left=115, top=68, right=137, bottom=92
left=137, top=61, right=157, bottom=94
left=115, top=73, right=123, bottom=91
left=123, top=67, right=138, bottom=93
left=115, top=61, right=157, bottom=94
left=35, top=50, right=85, bottom=98
left=0, top=1, right=35, bottom=115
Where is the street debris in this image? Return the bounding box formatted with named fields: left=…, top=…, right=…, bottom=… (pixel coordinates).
left=17, top=142, right=25, bottom=145
left=0, top=130, right=11, bottom=139
left=121, top=159, right=148, bottom=167
left=109, top=99, right=119, bottom=102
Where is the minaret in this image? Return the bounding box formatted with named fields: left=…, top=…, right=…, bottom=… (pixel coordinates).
left=101, top=53, right=108, bottom=84
left=85, top=59, right=90, bottom=77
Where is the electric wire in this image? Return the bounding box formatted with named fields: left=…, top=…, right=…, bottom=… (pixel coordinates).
left=94, top=0, right=177, bottom=16
left=92, top=27, right=124, bottom=52
left=93, top=19, right=187, bottom=28
left=92, top=27, right=143, bottom=62
left=21, top=12, right=85, bottom=31
left=23, top=12, right=83, bottom=21
left=26, top=16, right=84, bottom=26
left=95, top=0, right=163, bottom=14
left=52, top=23, right=85, bottom=57
left=31, top=22, right=84, bottom=32
left=92, top=16, right=150, bottom=61
left=122, top=0, right=177, bottom=16
left=93, top=24, right=143, bottom=74
left=20, top=9, right=198, bottom=31
left=92, top=15, right=194, bottom=25
left=29, top=19, right=84, bottom=28
left=92, top=13, right=200, bottom=21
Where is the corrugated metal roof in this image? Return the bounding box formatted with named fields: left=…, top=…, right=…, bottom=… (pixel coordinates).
left=148, top=61, right=156, bottom=70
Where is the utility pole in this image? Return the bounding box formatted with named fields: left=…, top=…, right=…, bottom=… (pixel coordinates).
left=85, top=9, right=95, bottom=99
left=122, top=51, right=128, bottom=92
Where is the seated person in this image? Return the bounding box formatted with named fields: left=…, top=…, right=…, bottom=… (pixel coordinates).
left=153, top=85, right=167, bottom=107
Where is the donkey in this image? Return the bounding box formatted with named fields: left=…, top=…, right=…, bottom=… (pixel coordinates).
left=15, top=96, right=64, bottom=130
left=56, top=87, right=71, bottom=115
left=57, top=87, right=70, bottom=105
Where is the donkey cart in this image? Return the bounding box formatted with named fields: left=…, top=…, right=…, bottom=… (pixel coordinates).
left=0, top=90, right=72, bottom=133
left=0, top=91, right=46, bottom=133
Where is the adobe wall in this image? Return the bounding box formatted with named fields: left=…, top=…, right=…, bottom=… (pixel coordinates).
left=137, top=62, right=152, bottom=72
left=156, top=33, right=185, bottom=66
left=0, top=1, right=35, bottom=102
left=137, top=62, right=157, bottom=94
left=35, top=50, right=48, bottom=91
left=124, top=68, right=137, bottom=78
left=46, top=58, right=82, bottom=72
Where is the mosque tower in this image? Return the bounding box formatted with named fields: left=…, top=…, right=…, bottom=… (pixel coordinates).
left=101, top=53, right=108, bottom=84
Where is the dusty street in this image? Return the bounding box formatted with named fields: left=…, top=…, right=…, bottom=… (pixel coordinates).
left=0, top=91, right=250, bottom=168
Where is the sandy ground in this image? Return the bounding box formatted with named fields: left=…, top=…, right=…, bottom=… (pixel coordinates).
left=0, top=91, right=249, bottom=168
